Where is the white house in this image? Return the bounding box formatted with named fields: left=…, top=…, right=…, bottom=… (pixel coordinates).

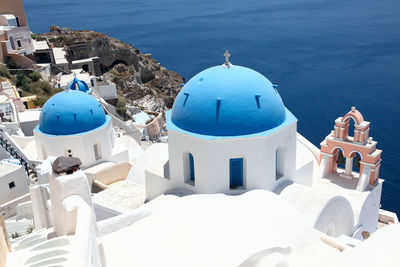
left=0, top=160, right=29, bottom=217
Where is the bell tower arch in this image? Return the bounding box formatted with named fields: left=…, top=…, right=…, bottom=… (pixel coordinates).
left=320, top=107, right=382, bottom=191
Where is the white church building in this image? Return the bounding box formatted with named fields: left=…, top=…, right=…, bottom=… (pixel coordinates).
left=147, top=55, right=306, bottom=197
left=168, top=65, right=297, bottom=193
left=145, top=54, right=384, bottom=240
left=33, top=90, right=116, bottom=167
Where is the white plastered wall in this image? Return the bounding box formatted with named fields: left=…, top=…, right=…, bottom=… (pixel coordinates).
left=353, top=182, right=382, bottom=239
left=34, top=120, right=116, bottom=167
left=146, top=122, right=297, bottom=199
left=0, top=164, right=28, bottom=206
left=280, top=183, right=355, bottom=237
left=5, top=26, right=34, bottom=53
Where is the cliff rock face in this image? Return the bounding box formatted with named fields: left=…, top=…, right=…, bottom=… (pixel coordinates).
left=42, top=26, right=184, bottom=114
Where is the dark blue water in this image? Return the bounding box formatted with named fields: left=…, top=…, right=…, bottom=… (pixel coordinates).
left=24, top=0, right=400, bottom=215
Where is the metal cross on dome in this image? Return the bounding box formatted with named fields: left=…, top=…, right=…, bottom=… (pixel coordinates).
left=223, top=50, right=233, bottom=68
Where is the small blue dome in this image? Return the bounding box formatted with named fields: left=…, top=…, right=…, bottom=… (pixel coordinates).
left=38, top=90, right=106, bottom=135
left=67, top=77, right=90, bottom=93
left=171, top=65, right=286, bottom=136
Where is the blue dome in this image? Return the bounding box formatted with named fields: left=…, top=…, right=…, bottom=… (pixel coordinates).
left=67, top=77, right=90, bottom=93
left=38, top=90, right=106, bottom=135
left=170, top=65, right=286, bottom=136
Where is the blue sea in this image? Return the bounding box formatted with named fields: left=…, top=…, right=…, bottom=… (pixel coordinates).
left=24, top=0, right=400, bottom=215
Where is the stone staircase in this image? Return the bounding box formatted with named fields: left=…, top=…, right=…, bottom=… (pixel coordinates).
left=0, top=80, right=19, bottom=99
left=0, top=126, right=36, bottom=181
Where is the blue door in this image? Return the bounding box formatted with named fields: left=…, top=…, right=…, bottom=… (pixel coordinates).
left=189, top=153, right=195, bottom=181
left=230, top=158, right=243, bottom=188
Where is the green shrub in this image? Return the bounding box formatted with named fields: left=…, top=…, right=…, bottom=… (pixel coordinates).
left=15, top=71, right=28, bottom=88
left=56, top=35, right=66, bottom=45
left=26, top=225, right=34, bottom=234
left=74, top=31, right=82, bottom=39
left=116, top=95, right=127, bottom=118
left=18, top=79, right=62, bottom=107
left=34, top=95, right=48, bottom=107
left=6, top=58, right=18, bottom=69
left=113, top=76, right=120, bottom=83
left=11, top=232, right=21, bottom=239
left=109, top=69, right=120, bottom=76
left=29, top=81, right=52, bottom=94
left=0, top=65, right=11, bottom=78
left=29, top=71, right=42, bottom=82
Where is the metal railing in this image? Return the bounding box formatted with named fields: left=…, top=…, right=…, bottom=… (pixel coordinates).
left=0, top=125, right=36, bottom=179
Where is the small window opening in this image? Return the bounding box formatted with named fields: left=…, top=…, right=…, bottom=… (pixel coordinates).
left=9, top=181, right=15, bottom=189
left=93, top=143, right=101, bottom=160
left=276, top=147, right=285, bottom=180
left=66, top=148, right=73, bottom=158
left=82, top=64, right=89, bottom=73
left=184, top=153, right=195, bottom=186
left=230, top=158, right=244, bottom=189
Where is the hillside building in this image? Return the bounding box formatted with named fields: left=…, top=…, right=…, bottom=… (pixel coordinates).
left=0, top=0, right=34, bottom=68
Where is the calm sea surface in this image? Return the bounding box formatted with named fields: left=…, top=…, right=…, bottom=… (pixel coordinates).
left=24, top=0, right=400, bottom=215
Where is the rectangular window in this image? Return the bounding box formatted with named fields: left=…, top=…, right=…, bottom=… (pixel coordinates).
left=276, top=148, right=284, bottom=180
left=93, top=143, right=101, bottom=160
left=230, top=158, right=244, bottom=189
left=9, top=181, right=15, bottom=189
left=189, top=153, right=195, bottom=181
left=16, top=40, right=22, bottom=48
left=184, top=153, right=195, bottom=186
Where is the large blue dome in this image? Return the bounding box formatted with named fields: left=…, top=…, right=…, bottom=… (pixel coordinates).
left=170, top=65, right=287, bottom=136
left=37, top=90, right=106, bottom=135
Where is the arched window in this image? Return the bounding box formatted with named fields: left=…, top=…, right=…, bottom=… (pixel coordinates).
left=276, top=146, right=285, bottom=180
left=335, top=148, right=345, bottom=169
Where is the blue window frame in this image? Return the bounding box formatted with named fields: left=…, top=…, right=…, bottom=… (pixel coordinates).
left=189, top=153, right=195, bottom=181
left=230, top=158, right=243, bottom=189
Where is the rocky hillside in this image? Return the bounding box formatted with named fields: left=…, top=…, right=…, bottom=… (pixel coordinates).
left=39, top=26, right=184, bottom=116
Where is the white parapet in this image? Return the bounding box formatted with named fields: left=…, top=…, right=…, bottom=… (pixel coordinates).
left=48, top=170, right=103, bottom=266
